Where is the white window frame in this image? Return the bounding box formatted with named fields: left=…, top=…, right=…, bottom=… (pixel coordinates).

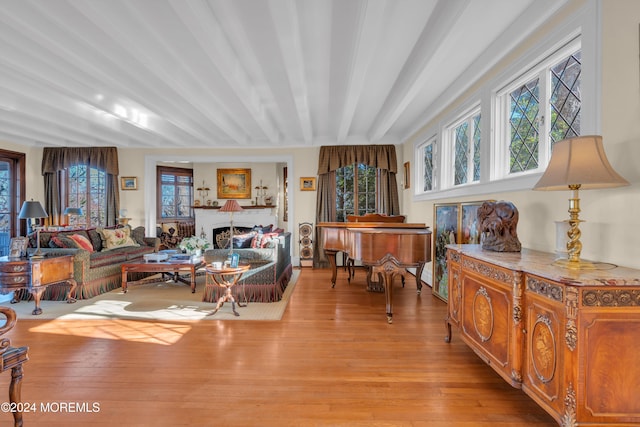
left=493, top=38, right=582, bottom=181
left=442, top=105, right=481, bottom=189
left=415, top=135, right=437, bottom=194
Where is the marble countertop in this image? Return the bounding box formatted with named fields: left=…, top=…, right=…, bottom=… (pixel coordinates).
left=447, top=244, right=640, bottom=287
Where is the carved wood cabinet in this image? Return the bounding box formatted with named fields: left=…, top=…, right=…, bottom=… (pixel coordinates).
left=445, top=244, right=640, bottom=426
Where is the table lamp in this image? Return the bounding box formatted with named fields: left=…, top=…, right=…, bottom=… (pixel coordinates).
left=220, top=199, right=243, bottom=256
left=63, top=207, right=83, bottom=227
left=19, top=199, right=48, bottom=258
left=533, top=135, right=629, bottom=269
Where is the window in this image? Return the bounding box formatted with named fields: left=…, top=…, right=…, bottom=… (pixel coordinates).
left=418, top=137, right=435, bottom=192
left=65, top=165, right=107, bottom=227
left=448, top=109, right=481, bottom=186
left=0, top=150, right=25, bottom=256
left=336, top=163, right=377, bottom=222
left=157, top=166, right=193, bottom=219
left=498, top=42, right=581, bottom=177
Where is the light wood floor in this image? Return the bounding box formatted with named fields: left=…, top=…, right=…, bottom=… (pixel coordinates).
left=0, top=268, right=557, bottom=427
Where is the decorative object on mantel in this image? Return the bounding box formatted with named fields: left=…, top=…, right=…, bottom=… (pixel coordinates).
left=217, top=168, right=251, bottom=199
left=18, top=199, right=48, bottom=258
left=196, top=180, right=210, bottom=206
left=219, top=199, right=244, bottom=256
left=254, top=179, right=268, bottom=205
left=533, top=135, right=629, bottom=269
left=477, top=200, right=522, bottom=252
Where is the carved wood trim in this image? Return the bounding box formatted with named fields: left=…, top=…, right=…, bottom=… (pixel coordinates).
left=583, top=289, right=640, bottom=307
left=526, top=276, right=563, bottom=302
left=564, top=287, right=578, bottom=351
left=561, top=382, right=578, bottom=427
left=462, top=258, right=513, bottom=285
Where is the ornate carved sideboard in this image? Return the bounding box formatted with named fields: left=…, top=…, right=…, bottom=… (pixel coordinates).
left=445, top=244, right=640, bottom=426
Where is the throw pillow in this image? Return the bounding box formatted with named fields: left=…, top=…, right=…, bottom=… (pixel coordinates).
left=51, top=235, right=79, bottom=249
left=252, top=224, right=273, bottom=233
left=69, top=234, right=94, bottom=252
left=131, top=226, right=147, bottom=246
left=98, top=227, right=139, bottom=251
left=232, top=232, right=256, bottom=249
left=259, top=232, right=280, bottom=248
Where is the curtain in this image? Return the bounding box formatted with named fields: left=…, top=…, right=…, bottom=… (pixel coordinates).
left=313, top=144, right=400, bottom=267
left=42, top=147, right=119, bottom=227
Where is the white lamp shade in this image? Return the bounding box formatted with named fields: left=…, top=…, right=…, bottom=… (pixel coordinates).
left=533, top=135, right=629, bottom=191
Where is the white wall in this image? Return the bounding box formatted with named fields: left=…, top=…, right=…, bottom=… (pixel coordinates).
left=401, top=0, right=640, bottom=272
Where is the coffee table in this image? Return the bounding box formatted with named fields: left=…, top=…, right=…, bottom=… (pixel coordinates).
left=121, top=256, right=205, bottom=293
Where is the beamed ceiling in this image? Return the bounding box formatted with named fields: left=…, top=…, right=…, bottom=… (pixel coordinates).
left=0, top=0, right=566, bottom=149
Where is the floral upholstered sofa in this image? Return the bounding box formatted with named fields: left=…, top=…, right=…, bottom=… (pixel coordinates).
left=204, top=228, right=292, bottom=303
left=25, top=225, right=159, bottom=300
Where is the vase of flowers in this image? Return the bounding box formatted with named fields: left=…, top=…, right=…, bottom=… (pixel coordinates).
left=179, top=236, right=210, bottom=256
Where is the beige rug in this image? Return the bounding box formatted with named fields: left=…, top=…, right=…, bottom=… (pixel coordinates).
left=2, top=270, right=299, bottom=321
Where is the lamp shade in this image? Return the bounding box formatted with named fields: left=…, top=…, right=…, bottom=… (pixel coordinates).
left=63, top=207, right=83, bottom=216
left=533, top=135, right=629, bottom=191
left=18, top=200, right=48, bottom=219
left=219, top=199, right=243, bottom=213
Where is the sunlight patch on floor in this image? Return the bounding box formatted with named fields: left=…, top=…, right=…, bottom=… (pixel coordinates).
left=28, top=319, right=191, bottom=345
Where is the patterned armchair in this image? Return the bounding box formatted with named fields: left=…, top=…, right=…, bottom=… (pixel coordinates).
left=157, top=221, right=195, bottom=250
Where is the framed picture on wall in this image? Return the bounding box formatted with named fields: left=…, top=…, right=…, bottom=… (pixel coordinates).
left=217, top=168, right=251, bottom=199
left=120, top=176, right=137, bottom=190
left=403, top=161, right=410, bottom=189
left=300, top=177, right=316, bottom=191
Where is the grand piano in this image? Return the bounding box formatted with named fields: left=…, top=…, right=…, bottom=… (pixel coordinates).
left=317, top=222, right=432, bottom=323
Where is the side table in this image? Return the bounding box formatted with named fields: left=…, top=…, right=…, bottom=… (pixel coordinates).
left=0, top=255, right=77, bottom=315
left=205, top=264, right=250, bottom=316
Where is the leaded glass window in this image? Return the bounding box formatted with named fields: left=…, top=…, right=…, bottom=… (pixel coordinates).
left=505, top=45, right=581, bottom=175
left=452, top=110, right=481, bottom=186
left=423, top=142, right=433, bottom=191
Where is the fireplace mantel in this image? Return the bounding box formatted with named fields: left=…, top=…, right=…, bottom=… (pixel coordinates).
left=195, top=207, right=277, bottom=244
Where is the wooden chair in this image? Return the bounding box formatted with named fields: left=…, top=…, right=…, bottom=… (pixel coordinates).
left=0, top=307, right=29, bottom=427
left=344, top=214, right=407, bottom=289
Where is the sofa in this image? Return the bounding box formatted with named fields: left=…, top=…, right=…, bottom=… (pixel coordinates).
left=204, top=229, right=292, bottom=303
left=23, top=225, right=159, bottom=300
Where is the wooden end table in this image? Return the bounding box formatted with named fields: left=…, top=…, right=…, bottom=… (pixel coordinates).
left=205, top=264, right=250, bottom=317
left=0, top=255, right=77, bottom=315
left=121, top=256, right=205, bottom=293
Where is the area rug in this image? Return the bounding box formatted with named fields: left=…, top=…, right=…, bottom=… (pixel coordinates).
left=1, top=270, right=299, bottom=321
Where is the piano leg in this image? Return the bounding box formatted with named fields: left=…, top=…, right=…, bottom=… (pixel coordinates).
left=325, top=249, right=338, bottom=288
left=415, top=262, right=425, bottom=294
left=371, top=254, right=407, bottom=324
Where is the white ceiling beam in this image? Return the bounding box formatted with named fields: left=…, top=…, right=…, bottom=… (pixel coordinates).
left=82, top=0, right=251, bottom=144
left=368, top=0, right=471, bottom=141
left=171, top=0, right=280, bottom=144
left=1, top=1, right=221, bottom=146
left=269, top=0, right=313, bottom=144
left=336, top=0, right=388, bottom=142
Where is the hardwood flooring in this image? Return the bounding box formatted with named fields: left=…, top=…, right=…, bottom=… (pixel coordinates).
left=0, top=268, right=556, bottom=426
